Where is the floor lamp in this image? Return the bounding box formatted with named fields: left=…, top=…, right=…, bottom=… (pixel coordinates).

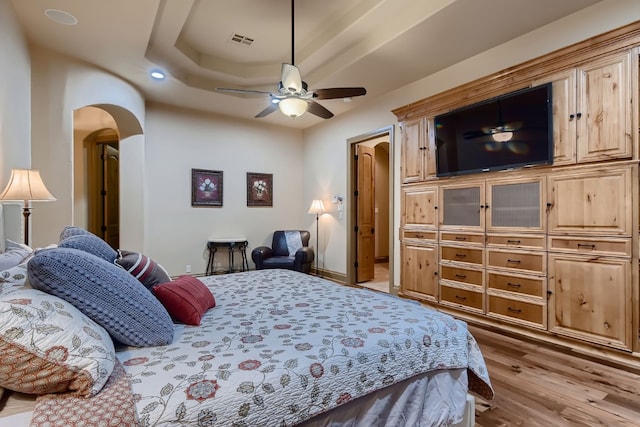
left=307, top=199, right=325, bottom=276
left=0, top=169, right=56, bottom=246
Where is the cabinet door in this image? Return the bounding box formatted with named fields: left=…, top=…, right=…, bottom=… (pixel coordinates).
left=534, top=70, right=577, bottom=166
left=402, top=185, right=437, bottom=229
left=547, top=165, right=632, bottom=236
left=400, top=118, right=426, bottom=184
left=400, top=242, right=438, bottom=302
left=548, top=253, right=631, bottom=350
left=439, top=183, right=484, bottom=231
left=576, top=51, right=632, bottom=163
left=486, top=177, right=544, bottom=233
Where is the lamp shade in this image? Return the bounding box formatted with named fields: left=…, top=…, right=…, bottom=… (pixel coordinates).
left=279, top=97, right=308, bottom=118
left=0, top=169, right=56, bottom=202
left=308, top=199, right=325, bottom=215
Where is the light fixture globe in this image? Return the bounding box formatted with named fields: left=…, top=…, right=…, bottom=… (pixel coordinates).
left=278, top=97, right=307, bottom=117
left=491, top=131, right=513, bottom=142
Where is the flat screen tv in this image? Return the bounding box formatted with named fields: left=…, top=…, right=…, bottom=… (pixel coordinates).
left=435, top=83, right=553, bottom=177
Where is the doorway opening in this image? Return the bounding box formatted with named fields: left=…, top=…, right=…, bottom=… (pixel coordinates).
left=346, top=126, right=394, bottom=293
left=73, top=107, right=121, bottom=249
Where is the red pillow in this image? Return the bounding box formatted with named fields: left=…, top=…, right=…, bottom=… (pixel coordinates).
left=152, top=276, right=215, bottom=326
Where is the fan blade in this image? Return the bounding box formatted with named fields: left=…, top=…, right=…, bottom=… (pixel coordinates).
left=463, top=130, right=488, bottom=140
left=306, top=100, right=334, bottom=119
left=313, top=87, right=367, bottom=100
left=255, top=103, right=279, bottom=118
left=281, top=63, right=303, bottom=93
left=216, top=87, right=272, bottom=96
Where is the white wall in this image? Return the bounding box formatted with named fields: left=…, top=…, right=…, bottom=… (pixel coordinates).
left=0, top=0, right=31, bottom=249
left=144, top=103, right=305, bottom=275
left=302, top=0, right=640, bottom=285
left=29, top=47, right=146, bottom=248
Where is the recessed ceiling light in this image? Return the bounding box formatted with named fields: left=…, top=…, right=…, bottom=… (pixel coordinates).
left=44, top=9, right=78, bottom=25
left=150, top=70, right=166, bottom=80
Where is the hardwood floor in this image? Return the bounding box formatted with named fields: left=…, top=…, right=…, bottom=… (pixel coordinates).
left=470, top=325, right=640, bottom=426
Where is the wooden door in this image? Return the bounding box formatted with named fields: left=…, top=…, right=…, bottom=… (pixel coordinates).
left=103, top=144, right=120, bottom=249
left=547, top=165, right=632, bottom=236
left=356, top=144, right=375, bottom=282
left=400, top=242, right=438, bottom=302
left=576, top=51, right=632, bottom=163
left=400, top=118, right=425, bottom=183
left=548, top=253, right=631, bottom=350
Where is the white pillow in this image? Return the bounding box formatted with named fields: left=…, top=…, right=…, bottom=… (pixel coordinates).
left=0, top=288, right=116, bottom=397
left=0, top=240, right=32, bottom=271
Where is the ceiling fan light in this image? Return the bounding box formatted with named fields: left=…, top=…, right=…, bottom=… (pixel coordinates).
left=279, top=97, right=307, bottom=118
left=492, top=131, right=513, bottom=142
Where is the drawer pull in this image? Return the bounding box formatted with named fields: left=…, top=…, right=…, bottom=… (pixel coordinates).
left=455, top=295, right=467, bottom=301
left=506, top=259, right=521, bottom=264
left=455, top=274, right=467, bottom=279
left=507, top=282, right=522, bottom=288
left=415, top=234, right=424, bottom=238
left=455, top=236, right=467, bottom=241
left=455, top=253, right=467, bottom=258
left=507, top=240, right=521, bottom=244
left=577, top=243, right=596, bottom=250
left=508, top=307, right=522, bottom=314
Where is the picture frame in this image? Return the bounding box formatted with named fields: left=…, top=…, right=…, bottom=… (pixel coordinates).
left=191, top=169, right=223, bottom=207
left=246, top=172, right=273, bottom=207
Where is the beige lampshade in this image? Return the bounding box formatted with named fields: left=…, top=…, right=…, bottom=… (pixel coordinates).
left=308, top=199, right=325, bottom=215
left=0, top=169, right=56, bottom=202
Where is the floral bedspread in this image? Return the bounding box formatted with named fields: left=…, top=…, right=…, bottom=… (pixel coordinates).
left=116, top=269, right=493, bottom=426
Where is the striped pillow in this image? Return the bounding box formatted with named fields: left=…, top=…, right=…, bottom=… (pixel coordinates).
left=115, top=250, right=171, bottom=289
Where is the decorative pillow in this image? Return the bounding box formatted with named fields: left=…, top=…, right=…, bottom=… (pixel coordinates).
left=27, top=247, right=174, bottom=347
left=0, top=262, right=30, bottom=295
left=0, top=288, right=115, bottom=397
left=115, top=250, right=171, bottom=289
left=152, top=276, right=216, bottom=326
left=59, top=234, right=117, bottom=263
left=0, top=240, right=32, bottom=271
left=59, top=226, right=92, bottom=241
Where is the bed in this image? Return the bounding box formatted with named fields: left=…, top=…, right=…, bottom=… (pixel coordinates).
left=0, top=225, right=493, bottom=427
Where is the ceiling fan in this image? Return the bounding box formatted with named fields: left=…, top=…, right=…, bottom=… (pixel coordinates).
left=463, top=100, right=523, bottom=142
left=215, top=0, right=366, bottom=119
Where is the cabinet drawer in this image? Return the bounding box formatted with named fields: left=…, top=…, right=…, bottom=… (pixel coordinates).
left=440, top=286, right=484, bottom=311
left=548, top=236, right=631, bottom=257
left=440, top=246, right=484, bottom=265
left=487, top=272, right=545, bottom=298
left=487, top=249, right=545, bottom=274
left=403, top=230, right=437, bottom=241
left=488, top=295, right=544, bottom=328
left=440, top=232, right=484, bottom=245
left=441, top=265, right=483, bottom=287
left=486, top=234, right=545, bottom=250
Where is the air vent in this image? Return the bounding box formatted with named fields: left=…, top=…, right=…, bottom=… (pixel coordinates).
left=229, top=33, right=254, bottom=46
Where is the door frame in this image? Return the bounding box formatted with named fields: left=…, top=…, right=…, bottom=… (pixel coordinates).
left=346, top=125, right=395, bottom=292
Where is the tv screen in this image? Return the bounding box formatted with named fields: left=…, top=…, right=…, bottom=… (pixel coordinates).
left=435, top=83, right=553, bottom=177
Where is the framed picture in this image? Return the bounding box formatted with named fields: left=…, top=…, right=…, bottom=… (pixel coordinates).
left=247, top=172, right=273, bottom=207
left=191, top=169, right=223, bottom=207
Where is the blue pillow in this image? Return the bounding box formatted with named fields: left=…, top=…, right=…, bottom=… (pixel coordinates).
left=59, top=226, right=92, bottom=241
left=59, top=234, right=117, bottom=263
left=27, top=247, right=174, bottom=347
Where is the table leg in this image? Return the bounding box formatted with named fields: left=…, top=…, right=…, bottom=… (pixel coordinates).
left=207, top=247, right=217, bottom=276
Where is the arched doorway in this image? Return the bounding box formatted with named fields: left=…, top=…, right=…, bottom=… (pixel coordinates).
left=73, top=106, right=128, bottom=249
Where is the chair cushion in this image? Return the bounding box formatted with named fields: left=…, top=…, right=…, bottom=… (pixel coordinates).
left=27, top=247, right=174, bottom=347
left=262, top=256, right=296, bottom=269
